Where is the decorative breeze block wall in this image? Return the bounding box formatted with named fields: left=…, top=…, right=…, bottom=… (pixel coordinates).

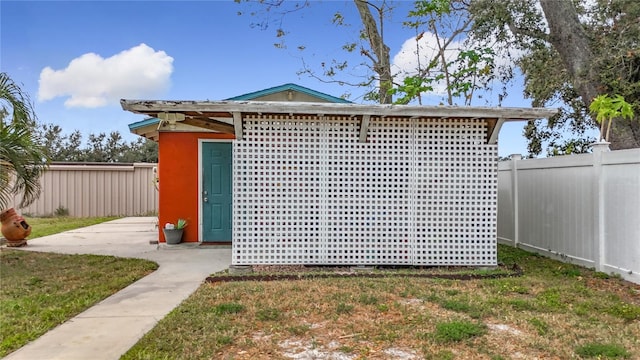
left=233, top=115, right=497, bottom=266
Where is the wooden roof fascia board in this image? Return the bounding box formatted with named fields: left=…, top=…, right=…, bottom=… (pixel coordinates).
left=182, top=118, right=235, bottom=134
left=143, top=131, right=160, bottom=142
left=233, top=112, right=243, bottom=140
left=120, top=100, right=558, bottom=121
left=208, top=116, right=234, bottom=125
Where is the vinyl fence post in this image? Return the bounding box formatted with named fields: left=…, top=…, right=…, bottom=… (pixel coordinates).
left=592, top=142, right=609, bottom=273
left=510, top=154, right=522, bottom=247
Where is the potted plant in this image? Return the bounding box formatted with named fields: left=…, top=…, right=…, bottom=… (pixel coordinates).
left=163, top=218, right=187, bottom=244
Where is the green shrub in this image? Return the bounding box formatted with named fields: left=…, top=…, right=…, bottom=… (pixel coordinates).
left=54, top=205, right=69, bottom=217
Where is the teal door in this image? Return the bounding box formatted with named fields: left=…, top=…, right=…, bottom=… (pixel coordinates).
left=202, top=142, right=232, bottom=242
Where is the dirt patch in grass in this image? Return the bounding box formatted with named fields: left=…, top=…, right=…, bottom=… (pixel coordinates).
left=585, top=276, right=640, bottom=306
left=123, top=246, right=640, bottom=360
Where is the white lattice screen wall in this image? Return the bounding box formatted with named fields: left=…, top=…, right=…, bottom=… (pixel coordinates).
left=233, top=115, right=497, bottom=266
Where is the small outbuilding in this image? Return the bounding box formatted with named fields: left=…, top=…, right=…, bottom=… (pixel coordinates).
left=121, top=83, right=556, bottom=267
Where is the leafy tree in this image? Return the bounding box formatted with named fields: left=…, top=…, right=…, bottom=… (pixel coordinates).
left=468, top=0, right=640, bottom=154
left=0, top=72, right=49, bottom=209
left=38, top=124, right=84, bottom=161
left=238, top=0, right=504, bottom=107
left=83, top=132, right=125, bottom=163
left=240, top=1, right=640, bottom=155
left=392, top=0, right=500, bottom=106
left=81, top=132, right=157, bottom=163
left=235, top=0, right=389, bottom=101
left=35, top=123, right=158, bottom=163
left=127, top=138, right=159, bottom=163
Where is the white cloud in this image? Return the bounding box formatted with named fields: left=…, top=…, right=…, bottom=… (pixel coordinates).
left=391, top=32, right=523, bottom=100
left=392, top=32, right=463, bottom=95
left=38, top=43, right=174, bottom=108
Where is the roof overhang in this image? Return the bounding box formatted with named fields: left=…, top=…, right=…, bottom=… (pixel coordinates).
left=121, top=99, right=558, bottom=144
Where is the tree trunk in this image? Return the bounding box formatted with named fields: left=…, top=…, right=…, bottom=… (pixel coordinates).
left=540, top=0, right=640, bottom=149
left=354, top=0, right=392, bottom=104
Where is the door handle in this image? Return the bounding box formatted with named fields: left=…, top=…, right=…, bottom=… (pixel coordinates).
left=204, top=197, right=208, bottom=203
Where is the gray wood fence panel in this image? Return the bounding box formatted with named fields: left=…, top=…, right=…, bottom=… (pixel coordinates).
left=11, top=163, right=158, bottom=217
left=498, top=147, right=640, bottom=284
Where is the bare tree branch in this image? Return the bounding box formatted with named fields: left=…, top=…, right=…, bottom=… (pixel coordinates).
left=354, top=0, right=392, bottom=103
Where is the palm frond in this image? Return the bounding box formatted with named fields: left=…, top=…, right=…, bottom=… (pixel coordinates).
left=0, top=72, right=37, bottom=128
left=0, top=72, right=49, bottom=208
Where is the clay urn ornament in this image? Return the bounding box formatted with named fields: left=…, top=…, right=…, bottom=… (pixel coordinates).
left=0, top=208, right=32, bottom=247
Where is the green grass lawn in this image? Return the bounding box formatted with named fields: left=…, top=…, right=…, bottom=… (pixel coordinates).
left=0, top=217, right=158, bottom=357
left=122, top=245, right=640, bottom=360
left=25, top=216, right=119, bottom=239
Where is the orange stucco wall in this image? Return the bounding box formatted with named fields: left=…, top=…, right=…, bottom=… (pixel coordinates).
left=158, top=132, right=235, bottom=242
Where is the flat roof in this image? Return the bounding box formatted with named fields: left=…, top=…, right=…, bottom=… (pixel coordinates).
left=121, top=99, right=558, bottom=144
left=122, top=99, right=556, bottom=120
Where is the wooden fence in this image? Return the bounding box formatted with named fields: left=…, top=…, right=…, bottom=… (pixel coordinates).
left=10, top=163, right=158, bottom=217
left=498, top=144, right=640, bottom=284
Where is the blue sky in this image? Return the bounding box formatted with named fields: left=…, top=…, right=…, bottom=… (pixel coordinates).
left=2, top=0, right=542, bottom=157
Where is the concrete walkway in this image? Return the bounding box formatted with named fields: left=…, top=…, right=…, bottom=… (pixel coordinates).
left=2, top=217, right=232, bottom=360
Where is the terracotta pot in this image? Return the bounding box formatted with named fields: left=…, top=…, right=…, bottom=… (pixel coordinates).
left=1, top=208, right=32, bottom=247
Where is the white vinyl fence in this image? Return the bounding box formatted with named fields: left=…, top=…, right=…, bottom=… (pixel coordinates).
left=10, top=163, right=158, bottom=217
left=498, top=144, right=640, bottom=284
